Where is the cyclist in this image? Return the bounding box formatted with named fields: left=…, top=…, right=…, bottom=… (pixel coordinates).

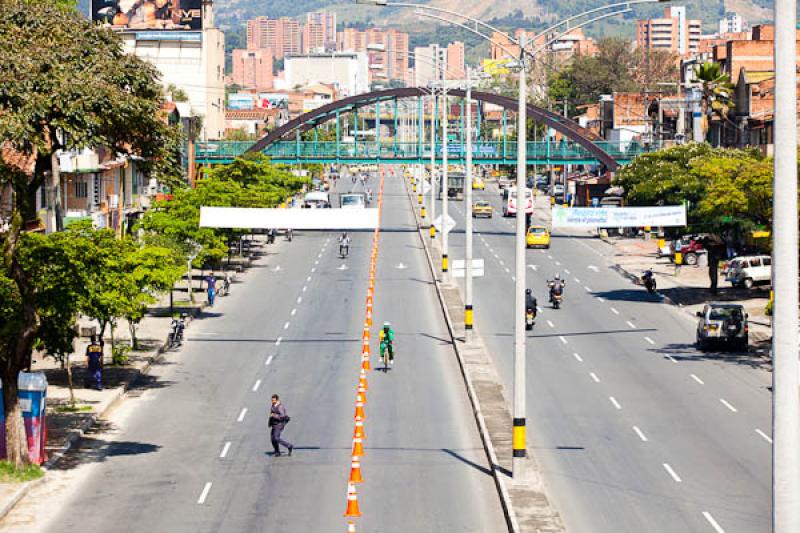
left=378, top=321, right=395, bottom=367
left=338, top=232, right=351, bottom=257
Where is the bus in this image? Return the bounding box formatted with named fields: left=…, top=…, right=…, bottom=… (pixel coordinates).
left=502, top=187, right=534, bottom=217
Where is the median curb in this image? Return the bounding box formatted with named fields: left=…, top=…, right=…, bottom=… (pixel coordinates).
left=402, top=173, right=564, bottom=533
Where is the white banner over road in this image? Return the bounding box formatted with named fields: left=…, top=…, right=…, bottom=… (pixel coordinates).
left=552, top=205, right=687, bottom=228
left=199, top=207, right=379, bottom=229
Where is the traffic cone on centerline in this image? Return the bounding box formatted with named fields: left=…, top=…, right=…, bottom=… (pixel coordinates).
left=356, top=390, right=366, bottom=405
left=366, top=308, right=373, bottom=326
left=361, top=353, right=371, bottom=371
left=349, top=455, right=364, bottom=483
left=359, top=369, right=368, bottom=391
left=354, top=398, right=366, bottom=420
left=362, top=325, right=370, bottom=341
left=352, top=436, right=364, bottom=456
left=344, top=482, right=361, bottom=517
left=353, top=419, right=366, bottom=440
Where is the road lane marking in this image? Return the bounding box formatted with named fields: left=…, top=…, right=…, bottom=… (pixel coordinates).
left=291, top=308, right=297, bottom=316
left=499, top=260, right=505, bottom=266
left=283, top=321, right=290, bottom=330
left=265, top=355, right=274, bottom=366
left=559, top=336, right=568, bottom=344
left=584, top=286, right=592, bottom=292
left=219, top=442, right=233, bottom=459
left=197, top=482, right=212, bottom=504
left=252, top=379, right=262, bottom=392
left=720, top=398, right=738, bottom=412
left=663, top=463, right=682, bottom=482
left=644, top=336, right=656, bottom=345
left=547, top=255, right=553, bottom=259
left=511, top=276, right=516, bottom=281
left=590, top=372, right=600, bottom=383
left=702, top=512, right=726, bottom=533
left=528, top=265, right=538, bottom=271
left=597, top=297, right=605, bottom=303
left=573, top=353, right=583, bottom=362
left=311, top=267, right=316, bottom=273
left=588, top=265, right=599, bottom=272
left=555, top=261, right=561, bottom=266
left=626, top=321, right=636, bottom=329
left=564, top=269, right=571, bottom=274
left=665, top=355, right=678, bottom=363
left=306, top=276, right=312, bottom=282
left=574, top=277, right=580, bottom=283
left=755, top=429, right=772, bottom=443
left=633, top=426, right=648, bottom=442
left=609, top=396, right=622, bottom=410
left=546, top=320, right=555, bottom=328
left=237, top=408, right=248, bottom=422
left=505, top=267, right=510, bottom=273
left=296, top=296, right=302, bottom=304
left=302, top=285, right=307, bottom=292
left=610, top=307, right=620, bottom=315
left=690, top=374, right=705, bottom=385
left=275, top=337, right=282, bottom=346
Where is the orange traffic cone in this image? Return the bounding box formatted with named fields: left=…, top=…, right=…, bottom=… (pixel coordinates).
left=357, top=384, right=367, bottom=404
left=346, top=521, right=357, bottom=533
left=366, top=308, right=372, bottom=327
left=354, top=399, right=366, bottom=420
left=356, top=390, right=366, bottom=405
left=344, top=482, right=362, bottom=517
left=361, top=338, right=370, bottom=355
left=366, top=294, right=373, bottom=306
left=359, top=369, right=369, bottom=391
left=361, top=353, right=371, bottom=371
left=349, top=455, right=364, bottom=483
left=362, top=325, right=370, bottom=341
left=353, top=419, right=366, bottom=440
left=352, top=436, right=364, bottom=456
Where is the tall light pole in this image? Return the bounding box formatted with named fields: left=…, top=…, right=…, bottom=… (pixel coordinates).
left=772, top=0, right=799, bottom=525
left=440, top=69, right=450, bottom=275
left=464, top=67, right=475, bottom=334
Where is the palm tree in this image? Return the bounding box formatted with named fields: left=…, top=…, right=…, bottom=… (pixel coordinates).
left=693, top=62, right=736, bottom=141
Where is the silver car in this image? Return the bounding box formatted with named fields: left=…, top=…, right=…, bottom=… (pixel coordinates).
left=696, top=303, right=748, bottom=351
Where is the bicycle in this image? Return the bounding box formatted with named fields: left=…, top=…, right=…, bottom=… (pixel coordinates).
left=379, top=340, right=394, bottom=372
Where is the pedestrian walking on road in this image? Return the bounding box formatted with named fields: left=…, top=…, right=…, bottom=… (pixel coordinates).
left=269, top=394, right=293, bottom=457
left=205, top=272, right=217, bottom=307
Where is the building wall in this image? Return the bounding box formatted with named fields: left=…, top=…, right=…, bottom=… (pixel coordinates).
left=284, top=53, right=369, bottom=96
left=446, top=41, right=465, bottom=80
left=303, top=22, right=326, bottom=53
left=247, top=16, right=301, bottom=59
left=413, top=44, right=446, bottom=86
left=122, top=30, right=225, bottom=140
left=232, top=49, right=274, bottom=90
left=636, top=7, right=701, bottom=56
left=306, top=11, right=336, bottom=50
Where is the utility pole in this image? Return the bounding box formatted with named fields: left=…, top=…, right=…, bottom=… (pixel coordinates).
left=441, top=71, right=449, bottom=275
left=772, top=0, right=799, bottom=525
left=464, top=68, right=474, bottom=335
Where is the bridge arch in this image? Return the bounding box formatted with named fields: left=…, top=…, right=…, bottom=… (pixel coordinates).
left=246, top=87, right=618, bottom=170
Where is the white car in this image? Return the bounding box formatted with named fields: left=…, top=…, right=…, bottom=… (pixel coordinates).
left=724, top=255, right=771, bottom=288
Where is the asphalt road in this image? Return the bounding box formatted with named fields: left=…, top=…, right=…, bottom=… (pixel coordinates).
left=442, top=183, right=771, bottom=533
left=12, top=173, right=504, bottom=532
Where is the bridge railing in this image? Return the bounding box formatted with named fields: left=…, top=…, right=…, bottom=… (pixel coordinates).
left=195, top=140, right=653, bottom=162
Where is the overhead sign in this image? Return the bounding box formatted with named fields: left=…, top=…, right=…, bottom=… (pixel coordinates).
left=451, top=259, right=485, bottom=278
left=433, top=214, right=456, bottom=234
left=199, top=207, right=379, bottom=230
left=92, top=0, right=204, bottom=31
left=552, top=205, right=687, bottom=228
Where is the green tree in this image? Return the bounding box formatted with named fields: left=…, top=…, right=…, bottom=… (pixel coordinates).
left=0, top=0, right=183, bottom=465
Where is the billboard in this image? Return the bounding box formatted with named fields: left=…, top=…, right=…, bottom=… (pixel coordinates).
left=551, top=205, right=687, bottom=228
left=228, top=93, right=256, bottom=110
left=91, top=1, right=203, bottom=31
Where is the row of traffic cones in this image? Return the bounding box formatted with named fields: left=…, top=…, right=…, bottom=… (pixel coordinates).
left=345, top=169, right=387, bottom=529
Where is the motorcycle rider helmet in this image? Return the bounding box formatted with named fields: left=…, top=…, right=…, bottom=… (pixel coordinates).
left=554, top=273, right=561, bottom=280
left=525, top=288, right=532, bottom=295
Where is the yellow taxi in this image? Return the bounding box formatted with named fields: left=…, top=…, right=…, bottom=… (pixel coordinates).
left=472, top=177, right=486, bottom=190
left=526, top=225, right=551, bottom=248
left=472, top=200, right=493, bottom=218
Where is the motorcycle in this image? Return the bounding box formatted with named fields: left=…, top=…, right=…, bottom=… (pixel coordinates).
left=525, top=308, right=536, bottom=330
left=220, top=276, right=231, bottom=296
left=642, top=271, right=657, bottom=294
left=551, top=292, right=562, bottom=309
left=267, top=229, right=276, bottom=244
left=285, top=229, right=293, bottom=242
left=340, top=243, right=350, bottom=258
left=167, top=315, right=186, bottom=348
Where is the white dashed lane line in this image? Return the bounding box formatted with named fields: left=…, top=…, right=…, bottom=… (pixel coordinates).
left=573, top=353, right=584, bottom=362
left=297, top=296, right=302, bottom=304
left=626, top=321, right=636, bottom=329
left=237, top=408, right=248, bottom=422
left=252, top=379, right=262, bottom=392
left=564, top=269, right=571, bottom=274
left=690, top=374, right=704, bottom=385
left=574, top=277, right=581, bottom=283
left=197, top=482, right=213, bottom=504
left=609, top=396, right=622, bottom=410
left=720, top=398, right=738, bottom=413
left=589, top=372, right=600, bottom=383
left=559, top=336, right=568, bottom=345
left=755, top=429, right=772, bottom=443
left=644, top=336, right=656, bottom=345
left=610, top=307, right=620, bottom=315
left=291, top=308, right=297, bottom=316
left=546, top=320, right=555, bottom=329
left=219, top=441, right=231, bottom=458
left=275, top=337, right=282, bottom=346
left=702, top=512, right=726, bottom=533
left=306, top=276, right=312, bottom=282
left=265, top=355, right=274, bottom=366
left=283, top=321, right=290, bottom=330
left=663, top=463, right=682, bottom=483
left=633, top=426, right=648, bottom=442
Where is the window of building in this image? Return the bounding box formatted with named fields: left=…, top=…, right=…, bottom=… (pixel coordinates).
left=75, top=180, right=88, bottom=198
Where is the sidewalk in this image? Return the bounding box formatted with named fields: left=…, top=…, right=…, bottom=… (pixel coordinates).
left=406, top=176, right=564, bottom=533
left=0, top=236, right=274, bottom=520
left=607, top=236, right=772, bottom=346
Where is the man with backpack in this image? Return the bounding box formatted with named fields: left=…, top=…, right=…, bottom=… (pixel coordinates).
left=269, top=394, right=293, bottom=457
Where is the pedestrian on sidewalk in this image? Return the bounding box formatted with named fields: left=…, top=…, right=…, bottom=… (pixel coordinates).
left=269, top=394, right=293, bottom=457
left=84, top=335, right=104, bottom=391
left=205, top=272, right=217, bottom=307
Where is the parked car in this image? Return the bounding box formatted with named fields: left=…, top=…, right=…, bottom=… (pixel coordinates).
left=724, top=255, right=772, bottom=288
left=696, top=303, right=748, bottom=351
left=672, top=236, right=706, bottom=266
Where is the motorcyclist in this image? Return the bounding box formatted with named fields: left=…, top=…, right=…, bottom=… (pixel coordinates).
left=379, top=321, right=395, bottom=365
left=547, top=273, right=565, bottom=304
left=338, top=232, right=351, bottom=256
left=525, top=289, right=537, bottom=316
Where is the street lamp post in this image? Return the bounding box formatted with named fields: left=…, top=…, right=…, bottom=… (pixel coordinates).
left=464, top=67, right=475, bottom=334
left=441, top=71, right=449, bottom=276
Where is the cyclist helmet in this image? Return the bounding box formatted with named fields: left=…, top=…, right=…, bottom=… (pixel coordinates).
left=383, top=321, right=391, bottom=327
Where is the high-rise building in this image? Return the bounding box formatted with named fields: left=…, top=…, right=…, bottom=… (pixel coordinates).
left=231, top=49, right=274, bottom=90
left=636, top=6, right=702, bottom=56
left=413, top=44, right=446, bottom=86
left=284, top=52, right=369, bottom=97
left=446, top=41, right=465, bottom=79
left=302, top=22, right=326, bottom=53
left=719, top=13, right=745, bottom=34
left=337, top=28, right=409, bottom=84
left=247, top=16, right=301, bottom=59
left=306, top=11, right=337, bottom=50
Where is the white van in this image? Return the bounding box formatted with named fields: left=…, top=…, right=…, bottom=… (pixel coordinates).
left=303, top=191, right=330, bottom=208
left=340, top=193, right=366, bottom=209
left=724, top=255, right=771, bottom=288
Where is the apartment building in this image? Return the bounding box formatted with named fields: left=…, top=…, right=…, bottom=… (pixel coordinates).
left=305, top=11, right=336, bottom=50
left=337, top=28, right=409, bottom=84
left=231, top=49, right=274, bottom=90
left=636, top=6, right=701, bottom=56
left=247, top=16, right=302, bottom=59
